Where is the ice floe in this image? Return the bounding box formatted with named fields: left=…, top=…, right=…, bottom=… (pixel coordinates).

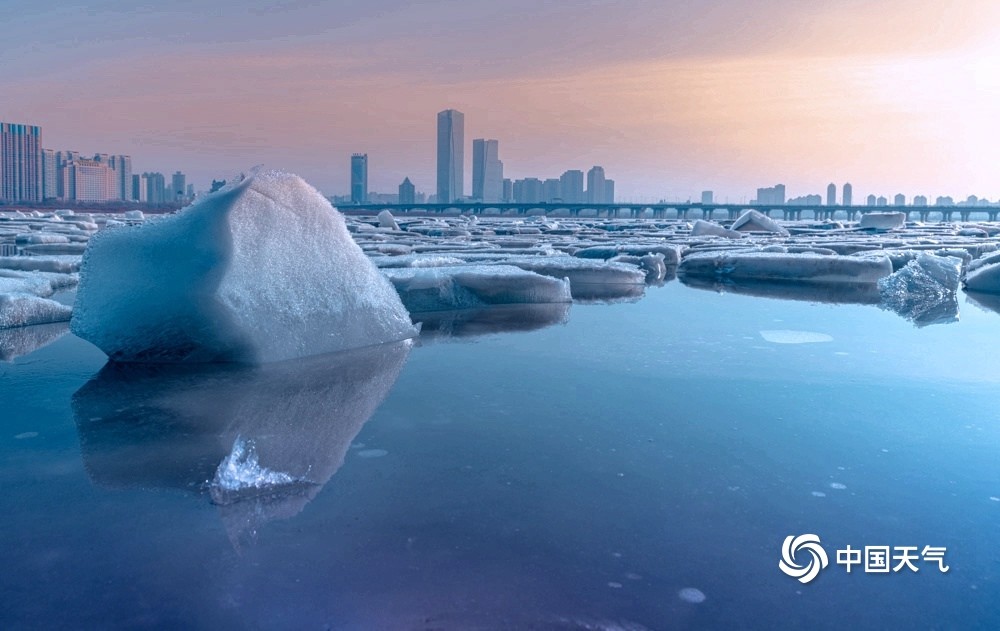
left=71, top=170, right=416, bottom=363
left=383, top=265, right=571, bottom=312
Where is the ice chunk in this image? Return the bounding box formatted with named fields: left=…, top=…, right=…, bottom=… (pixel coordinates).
left=212, top=437, right=301, bottom=497
left=690, top=220, right=742, bottom=239
left=678, top=251, right=892, bottom=284
left=760, top=330, right=833, bottom=344
left=495, top=257, right=646, bottom=290
left=377, top=210, right=400, bottom=230
left=0, top=293, right=73, bottom=328
left=610, top=253, right=668, bottom=283
left=879, top=253, right=961, bottom=326
left=19, top=243, right=88, bottom=255
left=124, top=210, right=144, bottom=220
left=0, top=255, right=80, bottom=274
left=71, top=170, right=416, bottom=363
left=859, top=212, right=906, bottom=230
left=15, top=233, right=71, bottom=245
left=731, top=210, right=790, bottom=235
left=382, top=265, right=571, bottom=312
left=573, top=244, right=682, bottom=265
left=963, top=260, right=1000, bottom=294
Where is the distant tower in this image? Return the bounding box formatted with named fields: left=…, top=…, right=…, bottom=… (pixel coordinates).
left=842, top=183, right=853, bottom=206
left=701, top=190, right=714, bottom=204
left=605, top=179, right=615, bottom=203
left=827, top=183, right=836, bottom=206
left=559, top=170, right=584, bottom=203
left=0, top=122, right=43, bottom=202
left=350, top=153, right=368, bottom=203
left=436, top=109, right=464, bottom=203
left=398, top=177, right=415, bottom=205
left=894, top=193, right=906, bottom=206
left=586, top=166, right=606, bottom=203
left=171, top=171, right=186, bottom=202
left=472, top=139, right=502, bottom=202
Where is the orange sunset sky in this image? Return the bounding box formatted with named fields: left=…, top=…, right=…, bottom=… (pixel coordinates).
left=3, top=0, right=999, bottom=201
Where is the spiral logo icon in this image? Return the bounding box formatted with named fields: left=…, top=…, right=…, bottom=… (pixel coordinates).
left=779, top=534, right=829, bottom=584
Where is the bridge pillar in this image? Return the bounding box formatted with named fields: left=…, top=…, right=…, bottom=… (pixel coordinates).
left=727, top=208, right=738, bottom=221
left=989, top=210, right=999, bottom=222
left=960, top=210, right=971, bottom=222
left=942, top=210, right=953, bottom=222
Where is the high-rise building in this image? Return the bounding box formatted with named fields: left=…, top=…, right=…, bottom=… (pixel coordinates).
left=843, top=183, right=853, bottom=206
left=502, top=178, right=513, bottom=202
left=42, top=149, right=58, bottom=200
left=108, top=155, right=132, bottom=201
left=513, top=178, right=544, bottom=203
left=62, top=159, right=117, bottom=202
left=350, top=153, right=368, bottom=203
left=914, top=195, right=928, bottom=206
left=171, top=171, right=186, bottom=202
left=755, top=184, right=786, bottom=206
left=398, top=177, right=415, bottom=204
left=826, top=183, right=836, bottom=206
left=586, top=166, right=606, bottom=204
left=0, top=122, right=43, bottom=202
left=560, top=170, right=584, bottom=203
left=876, top=195, right=888, bottom=207
left=132, top=174, right=146, bottom=202
left=543, top=178, right=561, bottom=202
left=143, top=172, right=167, bottom=204
left=436, top=109, right=464, bottom=203
left=605, top=179, right=615, bottom=203
left=472, top=139, right=503, bottom=202
left=701, top=190, right=714, bottom=204
left=866, top=194, right=877, bottom=206
left=894, top=193, right=906, bottom=206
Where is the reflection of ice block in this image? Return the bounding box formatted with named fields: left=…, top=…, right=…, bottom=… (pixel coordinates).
left=71, top=170, right=416, bottom=363
left=412, top=303, right=570, bottom=341
left=0, top=321, right=69, bottom=361
left=383, top=265, right=571, bottom=312
left=680, top=276, right=882, bottom=305
left=72, top=340, right=412, bottom=542
left=679, top=251, right=892, bottom=284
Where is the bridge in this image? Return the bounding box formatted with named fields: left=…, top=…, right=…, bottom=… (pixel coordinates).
left=337, top=202, right=1000, bottom=222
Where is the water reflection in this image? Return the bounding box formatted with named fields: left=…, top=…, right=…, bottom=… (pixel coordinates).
left=964, top=290, right=1000, bottom=317
left=72, top=340, right=411, bottom=545
left=412, top=303, right=570, bottom=340
left=571, top=283, right=646, bottom=304
left=0, top=322, right=70, bottom=362
left=680, top=276, right=881, bottom=305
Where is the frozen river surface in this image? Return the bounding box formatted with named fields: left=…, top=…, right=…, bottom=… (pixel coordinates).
left=3, top=281, right=1000, bottom=630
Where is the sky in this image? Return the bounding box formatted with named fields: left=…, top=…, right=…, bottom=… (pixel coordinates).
left=2, top=0, right=999, bottom=202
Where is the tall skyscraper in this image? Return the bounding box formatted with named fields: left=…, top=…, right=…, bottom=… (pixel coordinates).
left=894, top=193, right=906, bottom=206
left=42, top=149, right=58, bottom=200
left=143, top=172, right=167, bottom=204
left=0, top=122, right=43, bottom=202
left=826, top=183, right=836, bottom=206
left=398, top=177, right=415, bottom=204
left=472, top=139, right=503, bottom=202
left=171, top=171, right=186, bottom=202
left=701, top=191, right=714, bottom=204
left=843, top=183, right=853, bottom=206
left=109, top=155, right=133, bottom=201
left=350, top=153, right=368, bottom=203
left=502, top=178, right=513, bottom=202
left=586, top=166, right=606, bottom=204
left=755, top=184, right=786, bottom=205
left=560, top=170, right=584, bottom=203
left=436, top=109, right=464, bottom=203
left=605, top=179, right=615, bottom=203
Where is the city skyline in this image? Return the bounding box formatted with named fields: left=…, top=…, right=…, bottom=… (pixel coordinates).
left=3, top=1, right=1000, bottom=201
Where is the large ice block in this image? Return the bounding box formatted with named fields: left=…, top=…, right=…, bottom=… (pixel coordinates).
left=382, top=265, right=572, bottom=313
left=678, top=251, right=892, bottom=284
left=71, top=170, right=416, bottom=363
